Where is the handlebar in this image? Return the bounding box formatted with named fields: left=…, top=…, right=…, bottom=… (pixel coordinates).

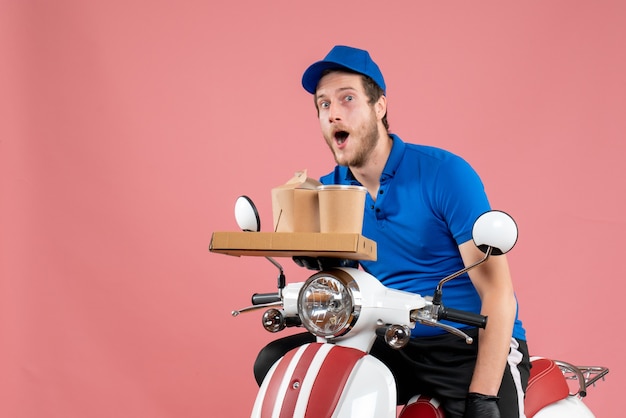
left=440, top=307, right=487, bottom=329
left=252, top=292, right=281, bottom=305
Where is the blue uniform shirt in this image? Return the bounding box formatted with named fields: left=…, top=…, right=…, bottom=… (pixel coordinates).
left=321, top=134, right=526, bottom=339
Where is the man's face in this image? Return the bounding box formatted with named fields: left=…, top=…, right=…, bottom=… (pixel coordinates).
left=315, top=72, right=381, bottom=168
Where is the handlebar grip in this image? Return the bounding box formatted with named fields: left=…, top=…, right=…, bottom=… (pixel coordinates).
left=440, top=307, right=487, bottom=329
left=251, top=292, right=281, bottom=305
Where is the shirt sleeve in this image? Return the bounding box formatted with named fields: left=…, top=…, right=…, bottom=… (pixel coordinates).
left=433, top=155, right=492, bottom=245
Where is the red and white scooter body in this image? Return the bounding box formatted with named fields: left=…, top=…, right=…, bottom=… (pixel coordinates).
left=252, top=309, right=602, bottom=418
left=252, top=343, right=396, bottom=418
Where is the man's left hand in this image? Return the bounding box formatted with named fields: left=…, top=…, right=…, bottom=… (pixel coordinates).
left=464, top=392, right=500, bottom=418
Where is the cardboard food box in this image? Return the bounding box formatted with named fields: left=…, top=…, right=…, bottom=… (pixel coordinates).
left=271, top=170, right=322, bottom=232
left=209, top=231, right=377, bottom=261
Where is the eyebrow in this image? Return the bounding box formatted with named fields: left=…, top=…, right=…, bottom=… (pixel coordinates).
left=316, top=86, right=358, bottom=101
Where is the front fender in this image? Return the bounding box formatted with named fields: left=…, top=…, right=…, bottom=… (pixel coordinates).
left=252, top=343, right=396, bottom=418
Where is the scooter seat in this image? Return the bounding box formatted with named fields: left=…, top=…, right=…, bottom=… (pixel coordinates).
left=525, top=357, right=570, bottom=417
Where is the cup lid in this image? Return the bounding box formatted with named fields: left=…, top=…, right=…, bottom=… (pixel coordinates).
left=317, top=185, right=367, bottom=192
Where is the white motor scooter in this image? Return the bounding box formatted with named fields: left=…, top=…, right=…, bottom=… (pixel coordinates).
left=211, top=196, right=608, bottom=418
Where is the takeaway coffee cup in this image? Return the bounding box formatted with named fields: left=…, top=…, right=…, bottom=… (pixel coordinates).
left=317, top=185, right=367, bottom=233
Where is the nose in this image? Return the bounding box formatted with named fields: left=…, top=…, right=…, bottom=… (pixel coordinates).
left=328, top=102, right=342, bottom=122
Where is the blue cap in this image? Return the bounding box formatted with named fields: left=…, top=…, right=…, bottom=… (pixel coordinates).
left=302, top=45, right=386, bottom=94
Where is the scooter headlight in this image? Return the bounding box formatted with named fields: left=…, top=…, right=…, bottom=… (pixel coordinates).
left=298, top=269, right=361, bottom=338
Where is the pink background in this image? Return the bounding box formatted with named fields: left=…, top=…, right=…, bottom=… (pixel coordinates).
left=2, top=1, right=624, bottom=417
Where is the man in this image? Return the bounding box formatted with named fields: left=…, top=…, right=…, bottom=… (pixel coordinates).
left=255, top=45, right=529, bottom=418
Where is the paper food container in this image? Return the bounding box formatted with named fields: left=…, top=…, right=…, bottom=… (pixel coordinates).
left=271, top=170, right=321, bottom=232
left=317, top=185, right=367, bottom=234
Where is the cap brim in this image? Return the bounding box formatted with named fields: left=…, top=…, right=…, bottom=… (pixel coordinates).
left=302, top=61, right=354, bottom=94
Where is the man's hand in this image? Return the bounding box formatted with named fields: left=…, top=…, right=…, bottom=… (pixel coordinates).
left=464, top=392, right=500, bottom=418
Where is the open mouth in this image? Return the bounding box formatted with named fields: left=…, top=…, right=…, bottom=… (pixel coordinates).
left=334, top=130, right=349, bottom=145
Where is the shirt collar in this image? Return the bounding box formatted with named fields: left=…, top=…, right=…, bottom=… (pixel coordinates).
left=381, top=134, right=405, bottom=181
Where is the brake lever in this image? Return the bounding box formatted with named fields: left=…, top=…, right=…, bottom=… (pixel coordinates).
left=232, top=301, right=282, bottom=317
left=411, top=300, right=475, bottom=344
left=414, top=316, right=474, bottom=344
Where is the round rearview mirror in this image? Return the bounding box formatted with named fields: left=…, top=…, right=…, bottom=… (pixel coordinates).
left=472, top=210, right=518, bottom=255
left=234, top=195, right=261, bottom=232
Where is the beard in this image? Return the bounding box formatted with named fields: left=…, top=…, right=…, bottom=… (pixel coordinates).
left=327, top=112, right=380, bottom=168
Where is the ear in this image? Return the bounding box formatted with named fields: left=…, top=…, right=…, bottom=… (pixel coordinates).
left=375, top=95, right=387, bottom=121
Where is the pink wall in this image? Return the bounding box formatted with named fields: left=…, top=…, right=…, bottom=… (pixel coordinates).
left=2, top=1, right=624, bottom=417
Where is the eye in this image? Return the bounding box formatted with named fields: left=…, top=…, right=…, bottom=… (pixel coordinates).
left=319, top=101, right=330, bottom=109
left=345, top=95, right=354, bottom=102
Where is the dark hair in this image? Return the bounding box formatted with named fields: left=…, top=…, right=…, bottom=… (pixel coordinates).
left=360, top=73, right=389, bottom=131
left=315, top=69, right=389, bottom=131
